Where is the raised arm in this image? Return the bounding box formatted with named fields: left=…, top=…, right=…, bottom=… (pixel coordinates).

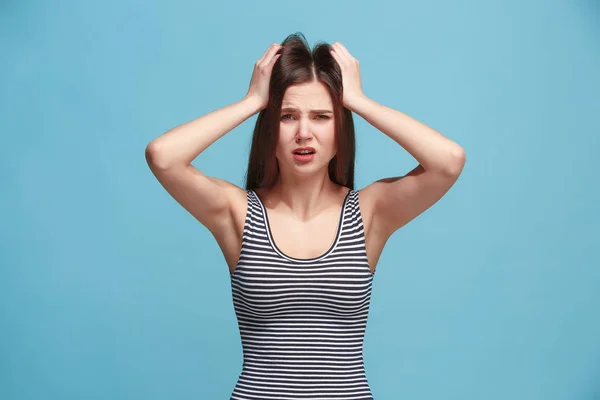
left=329, top=42, right=466, bottom=240
left=145, top=43, right=282, bottom=233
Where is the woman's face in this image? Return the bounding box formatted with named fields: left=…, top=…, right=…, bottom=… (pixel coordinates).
left=275, top=81, right=336, bottom=176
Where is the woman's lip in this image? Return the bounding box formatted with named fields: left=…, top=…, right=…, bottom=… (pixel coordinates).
left=292, top=147, right=316, bottom=153
left=293, top=152, right=315, bottom=162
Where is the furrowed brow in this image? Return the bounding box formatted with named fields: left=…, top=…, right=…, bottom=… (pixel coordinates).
left=281, top=107, right=333, bottom=114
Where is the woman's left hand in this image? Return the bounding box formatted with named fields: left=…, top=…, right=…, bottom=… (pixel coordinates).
left=329, top=42, right=366, bottom=110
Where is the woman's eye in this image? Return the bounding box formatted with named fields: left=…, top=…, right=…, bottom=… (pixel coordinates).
left=280, top=114, right=330, bottom=121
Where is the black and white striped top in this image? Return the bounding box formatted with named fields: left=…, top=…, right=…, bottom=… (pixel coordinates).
left=229, top=188, right=376, bottom=399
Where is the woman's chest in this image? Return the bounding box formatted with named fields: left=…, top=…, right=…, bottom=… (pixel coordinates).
left=267, top=209, right=341, bottom=259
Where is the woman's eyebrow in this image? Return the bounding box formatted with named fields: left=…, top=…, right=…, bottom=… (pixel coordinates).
left=281, top=107, right=333, bottom=113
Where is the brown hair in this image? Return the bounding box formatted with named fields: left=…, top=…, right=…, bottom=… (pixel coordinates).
left=244, top=32, right=356, bottom=190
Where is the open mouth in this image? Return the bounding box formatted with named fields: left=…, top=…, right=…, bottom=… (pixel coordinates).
left=292, top=148, right=316, bottom=155
left=292, top=148, right=316, bottom=162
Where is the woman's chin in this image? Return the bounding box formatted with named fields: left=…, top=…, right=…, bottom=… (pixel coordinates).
left=282, top=161, right=326, bottom=176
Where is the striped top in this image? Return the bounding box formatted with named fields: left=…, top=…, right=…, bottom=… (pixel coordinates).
left=229, top=188, right=376, bottom=399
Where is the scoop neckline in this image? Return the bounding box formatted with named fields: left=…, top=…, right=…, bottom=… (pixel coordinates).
left=251, top=189, right=352, bottom=263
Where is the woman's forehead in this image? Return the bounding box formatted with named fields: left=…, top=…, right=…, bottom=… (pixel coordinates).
left=282, top=83, right=333, bottom=110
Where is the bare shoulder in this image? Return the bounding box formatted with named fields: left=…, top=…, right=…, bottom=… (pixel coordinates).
left=358, top=162, right=463, bottom=239
left=146, top=159, right=248, bottom=238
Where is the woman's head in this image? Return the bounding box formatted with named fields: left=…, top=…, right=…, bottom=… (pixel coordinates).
left=245, top=32, right=355, bottom=190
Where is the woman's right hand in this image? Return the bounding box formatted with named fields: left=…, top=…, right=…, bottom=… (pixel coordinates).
left=244, top=43, right=282, bottom=110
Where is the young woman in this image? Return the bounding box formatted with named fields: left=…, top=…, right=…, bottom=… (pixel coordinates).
left=145, top=33, right=465, bottom=400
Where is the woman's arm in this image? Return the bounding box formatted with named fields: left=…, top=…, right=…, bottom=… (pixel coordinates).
left=145, top=43, right=282, bottom=232
left=352, top=94, right=466, bottom=237
left=144, top=96, right=262, bottom=232
left=147, top=43, right=281, bottom=170
left=347, top=95, right=465, bottom=176
left=145, top=95, right=263, bottom=170
left=329, top=42, right=465, bottom=238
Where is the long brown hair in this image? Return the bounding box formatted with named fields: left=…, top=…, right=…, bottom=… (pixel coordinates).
left=244, top=32, right=356, bottom=191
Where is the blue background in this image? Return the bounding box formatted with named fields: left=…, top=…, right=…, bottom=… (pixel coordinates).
left=2, top=0, right=599, bottom=399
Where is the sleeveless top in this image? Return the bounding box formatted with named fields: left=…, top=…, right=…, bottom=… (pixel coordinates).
left=229, top=188, right=376, bottom=399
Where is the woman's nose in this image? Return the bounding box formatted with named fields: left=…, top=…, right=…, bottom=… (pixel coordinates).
left=296, top=118, right=312, bottom=139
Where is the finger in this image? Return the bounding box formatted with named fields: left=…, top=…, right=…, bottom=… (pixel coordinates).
left=329, top=47, right=340, bottom=63
left=260, top=43, right=282, bottom=66
left=267, top=46, right=283, bottom=65
left=333, top=42, right=353, bottom=60
left=330, top=45, right=348, bottom=66
left=267, top=53, right=281, bottom=67
left=330, top=43, right=348, bottom=63
left=257, top=43, right=280, bottom=65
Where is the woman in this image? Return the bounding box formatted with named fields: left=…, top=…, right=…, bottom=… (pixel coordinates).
left=146, top=33, right=465, bottom=399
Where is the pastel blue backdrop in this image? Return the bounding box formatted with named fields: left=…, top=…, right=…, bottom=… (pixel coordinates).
left=1, top=0, right=599, bottom=399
